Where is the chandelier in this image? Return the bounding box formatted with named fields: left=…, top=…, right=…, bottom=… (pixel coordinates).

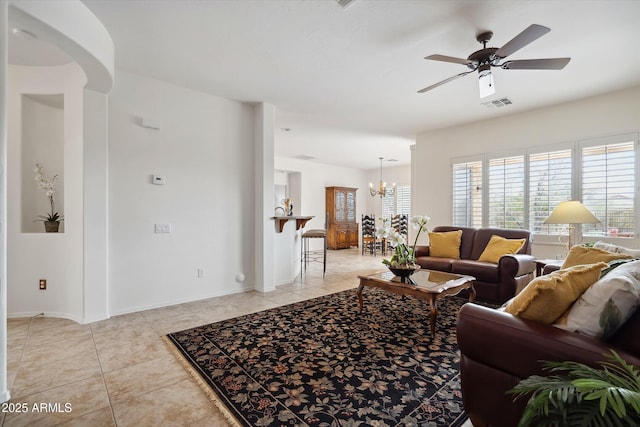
left=369, top=157, right=395, bottom=198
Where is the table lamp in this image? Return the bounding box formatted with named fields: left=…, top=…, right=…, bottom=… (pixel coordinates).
left=543, top=200, right=601, bottom=249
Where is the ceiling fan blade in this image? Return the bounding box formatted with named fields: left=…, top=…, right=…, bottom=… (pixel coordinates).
left=501, top=58, right=571, bottom=70
left=425, top=54, right=474, bottom=65
left=495, top=24, right=550, bottom=58
left=417, top=70, right=475, bottom=93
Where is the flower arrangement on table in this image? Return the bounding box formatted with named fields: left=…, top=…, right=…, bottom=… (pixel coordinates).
left=34, top=163, right=64, bottom=224
left=376, top=215, right=430, bottom=270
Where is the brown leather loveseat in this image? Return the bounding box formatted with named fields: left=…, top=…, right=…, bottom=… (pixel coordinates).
left=457, top=303, right=640, bottom=427
left=414, top=226, right=535, bottom=304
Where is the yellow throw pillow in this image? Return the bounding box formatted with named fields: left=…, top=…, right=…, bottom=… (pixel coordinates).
left=562, top=245, right=633, bottom=269
left=428, top=230, right=463, bottom=259
left=477, top=235, right=526, bottom=264
left=504, top=262, right=607, bottom=324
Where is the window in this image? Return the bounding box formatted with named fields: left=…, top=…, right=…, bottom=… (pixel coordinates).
left=396, top=185, right=411, bottom=216
left=381, top=185, right=411, bottom=218
left=381, top=193, right=394, bottom=218
left=529, top=149, right=572, bottom=234
left=451, top=132, right=638, bottom=237
left=452, top=161, right=482, bottom=227
left=582, top=140, right=636, bottom=237
left=488, top=155, right=525, bottom=229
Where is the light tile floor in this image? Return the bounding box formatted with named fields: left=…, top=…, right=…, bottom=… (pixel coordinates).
left=4, top=248, right=390, bottom=426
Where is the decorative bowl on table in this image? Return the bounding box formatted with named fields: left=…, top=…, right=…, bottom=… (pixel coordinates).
left=388, top=264, right=421, bottom=285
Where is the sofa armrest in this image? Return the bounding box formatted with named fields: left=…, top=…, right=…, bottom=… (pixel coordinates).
left=414, top=245, right=430, bottom=257
left=457, top=303, right=640, bottom=379
left=498, top=254, right=535, bottom=278
left=543, top=263, right=562, bottom=275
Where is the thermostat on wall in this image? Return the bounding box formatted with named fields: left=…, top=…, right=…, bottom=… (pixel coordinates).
left=152, top=175, right=166, bottom=185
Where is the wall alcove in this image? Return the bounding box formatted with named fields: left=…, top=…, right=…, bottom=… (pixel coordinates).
left=1, top=0, right=115, bottom=404
left=21, top=94, right=65, bottom=233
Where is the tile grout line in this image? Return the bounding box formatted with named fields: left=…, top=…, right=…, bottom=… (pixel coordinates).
left=89, top=322, right=119, bottom=426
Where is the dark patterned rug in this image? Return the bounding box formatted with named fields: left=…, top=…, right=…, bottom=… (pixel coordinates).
left=166, top=288, right=473, bottom=427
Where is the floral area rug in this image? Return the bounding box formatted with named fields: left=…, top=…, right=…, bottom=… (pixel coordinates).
left=166, top=288, right=473, bottom=427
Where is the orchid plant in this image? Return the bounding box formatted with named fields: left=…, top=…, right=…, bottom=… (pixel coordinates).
left=34, top=163, right=64, bottom=223
left=378, top=215, right=430, bottom=268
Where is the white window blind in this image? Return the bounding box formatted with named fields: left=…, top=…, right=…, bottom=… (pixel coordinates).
left=529, top=149, right=572, bottom=234
left=452, top=161, right=482, bottom=227
left=381, top=193, right=394, bottom=219
left=396, top=185, right=411, bottom=216
left=381, top=185, right=411, bottom=219
left=582, top=141, right=636, bottom=238
left=489, top=155, right=525, bottom=229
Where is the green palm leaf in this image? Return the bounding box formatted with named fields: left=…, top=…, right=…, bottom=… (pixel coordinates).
left=509, top=350, right=640, bottom=427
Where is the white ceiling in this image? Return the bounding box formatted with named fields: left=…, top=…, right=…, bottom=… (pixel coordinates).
left=11, top=0, right=640, bottom=170
left=8, top=27, right=73, bottom=66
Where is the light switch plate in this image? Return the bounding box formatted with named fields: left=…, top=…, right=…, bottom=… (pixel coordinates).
left=152, top=175, right=166, bottom=185
left=155, top=223, right=171, bottom=233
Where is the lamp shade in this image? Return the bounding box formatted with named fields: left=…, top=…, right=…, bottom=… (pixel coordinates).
left=543, top=201, right=601, bottom=224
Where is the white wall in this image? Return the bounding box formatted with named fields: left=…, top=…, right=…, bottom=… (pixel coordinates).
left=274, top=157, right=369, bottom=251
left=414, top=85, right=640, bottom=258
left=108, top=70, right=256, bottom=315
left=83, top=88, right=109, bottom=323
left=7, top=63, right=87, bottom=321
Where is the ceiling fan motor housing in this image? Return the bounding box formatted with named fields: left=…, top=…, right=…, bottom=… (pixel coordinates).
left=467, top=47, right=499, bottom=70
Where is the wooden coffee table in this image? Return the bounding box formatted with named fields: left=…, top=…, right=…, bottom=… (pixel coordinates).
left=357, top=269, right=476, bottom=336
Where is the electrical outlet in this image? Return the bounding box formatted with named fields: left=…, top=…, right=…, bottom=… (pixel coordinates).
left=39, top=279, right=46, bottom=290
left=197, top=268, right=204, bottom=278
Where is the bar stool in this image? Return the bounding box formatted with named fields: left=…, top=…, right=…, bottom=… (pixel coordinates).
left=300, top=228, right=327, bottom=277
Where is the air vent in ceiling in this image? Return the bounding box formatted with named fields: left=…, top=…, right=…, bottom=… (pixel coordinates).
left=336, top=0, right=358, bottom=9
left=295, top=154, right=316, bottom=161
left=481, top=97, right=513, bottom=109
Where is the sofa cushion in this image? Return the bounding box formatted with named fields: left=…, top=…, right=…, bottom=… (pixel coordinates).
left=554, top=259, right=640, bottom=339
left=504, top=262, right=607, bottom=324
left=470, top=228, right=531, bottom=260
left=431, top=226, right=476, bottom=260
left=415, top=256, right=454, bottom=272
left=593, top=241, right=640, bottom=257
left=562, top=245, right=633, bottom=269
left=477, top=235, right=525, bottom=264
left=428, top=230, right=463, bottom=259
left=451, top=260, right=498, bottom=283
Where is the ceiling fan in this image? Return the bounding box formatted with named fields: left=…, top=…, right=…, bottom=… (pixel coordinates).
left=418, top=24, right=571, bottom=98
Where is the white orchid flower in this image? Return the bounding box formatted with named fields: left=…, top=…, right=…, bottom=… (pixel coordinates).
left=387, top=230, right=406, bottom=247
left=34, top=163, right=63, bottom=223
left=375, top=226, right=391, bottom=239
left=411, top=215, right=431, bottom=232
left=381, top=214, right=430, bottom=270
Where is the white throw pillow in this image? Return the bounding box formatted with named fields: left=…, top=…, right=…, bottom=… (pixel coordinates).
left=593, top=241, right=640, bottom=257
left=554, top=259, right=640, bottom=339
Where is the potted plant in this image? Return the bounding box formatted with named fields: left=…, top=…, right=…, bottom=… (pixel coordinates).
left=509, top=350, right=640, bottom=426
left=34, top=163, right=64, bottom=232
left=376, top=215, right=430, bottom=282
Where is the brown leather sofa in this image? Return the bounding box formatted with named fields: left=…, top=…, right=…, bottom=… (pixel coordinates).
left=414, top=226, right=535, bottom=304
left=457, top=303, right=640, bottom=427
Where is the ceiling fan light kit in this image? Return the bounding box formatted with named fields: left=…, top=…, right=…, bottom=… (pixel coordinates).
left=419, top=24, right=571, bottom=98
left=478, top=64, right=495, bottom=98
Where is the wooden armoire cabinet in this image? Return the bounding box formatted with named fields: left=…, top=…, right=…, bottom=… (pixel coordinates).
left=325, top=186, right=358, bottom=249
